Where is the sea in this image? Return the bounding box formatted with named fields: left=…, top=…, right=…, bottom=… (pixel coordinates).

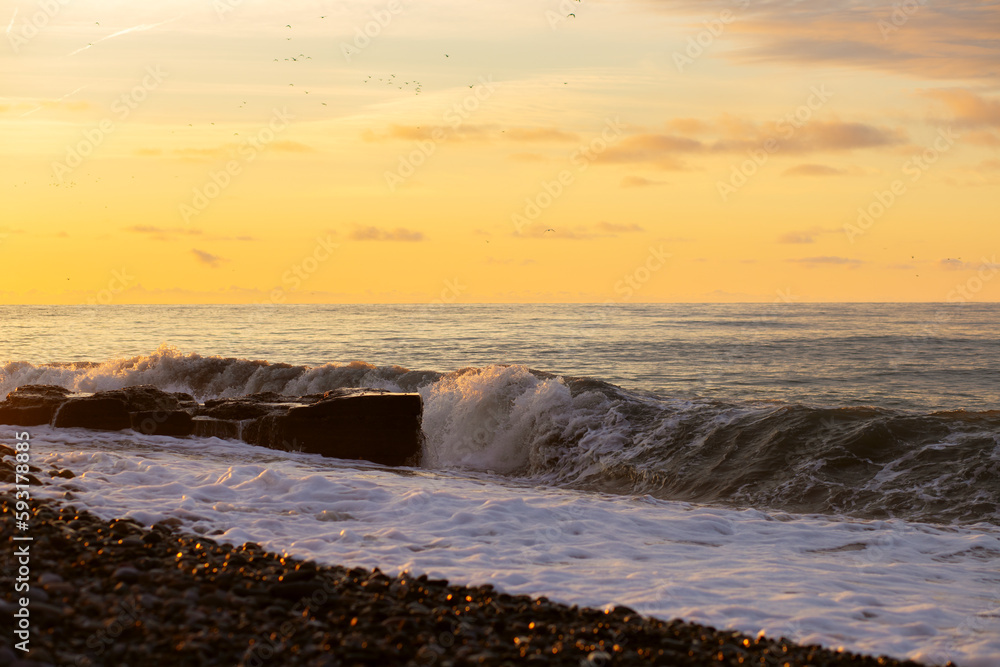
left=1, top=303, right=998, bottom=665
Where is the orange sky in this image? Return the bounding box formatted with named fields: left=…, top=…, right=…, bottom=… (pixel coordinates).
left=1, top=0, right=998, bottom=303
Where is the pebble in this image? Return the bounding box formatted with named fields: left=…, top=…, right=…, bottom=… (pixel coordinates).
left=0, top=492, right=952, bottom=667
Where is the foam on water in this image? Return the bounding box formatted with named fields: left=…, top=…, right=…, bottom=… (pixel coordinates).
left=9, top=424, right=999, bottom=666
left=3, top=348, right=998, bottom=526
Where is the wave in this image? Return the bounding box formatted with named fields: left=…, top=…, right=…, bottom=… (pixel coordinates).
left=3, top=345, right=997, bottom=526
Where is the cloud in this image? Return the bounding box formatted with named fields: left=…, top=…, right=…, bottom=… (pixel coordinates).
left=778, top=232, right=815, bottom=244
left=783, top=164, right=848, bottom=177
left=127, top=225, right=203, bottom=241
left=778, top=226, right=837, bottom=244
left=365, top=124, right=579, bottom=145
left=621, top=175, right=667, bottom=187
left=514, top=222, right=642, bottom=240
left=598, top=134, right=702, bottom=169
left=787, top=256, right=864, bottom=268
left=651, top=0, right=1000, bottom=82
left=192, top=249, right=226, bottom=268
left=504, top=127, right=579, bottom=143
left=595, top=221, right=644, bottom=233
left=963, top=130, right=1000, bottom=147
left=348, top=226, right=425, bottom=242
left=126, top=225, right=254, bottom=243
left=922, top=89, right=1000, bottom=128
left=514, top=226, right=596, bottom=240
left=594, top=119, right=905, bottom=169
left=364, top=124, right=493, bottom=143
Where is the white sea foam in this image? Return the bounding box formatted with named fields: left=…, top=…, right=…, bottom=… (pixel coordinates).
left=9, top=424, right=999, bottom=666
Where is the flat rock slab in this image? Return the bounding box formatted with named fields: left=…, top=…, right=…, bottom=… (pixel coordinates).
left=53, top=396, right=132, bottom=431
left=247, top=392, right=424, bottom=466
left=1, top=384, right=424, bottom=466
left=0, top=384, right=72, bottom=426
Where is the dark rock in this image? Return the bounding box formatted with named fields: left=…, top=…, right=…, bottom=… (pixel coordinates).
left=190, top=417, right=241, bottom=440
left=247, top=392, right=423, bottom=466
left=172, top=392, right=199, bottom=410
left=0, top=384, right=72, bottom=426
left=53, top=396, right=131, bottom=431
left=131, top=410, right=194, bottom=436
left=96, top=385, right=183, bottom=412
left=7, top=384, right=71, bottom=398
left=196, top=392, right=304, bottom=420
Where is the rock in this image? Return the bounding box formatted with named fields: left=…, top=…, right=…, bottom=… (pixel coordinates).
left=0, top=384, right=71, bottom=426
left=196, top=392, right=304, bottom=420
left=97, top=385, right=184, bottom=412
left=131, top=410, right=194, bottom=436
left=53, top=396, right=131, bottom=431
left=191, top=417, right=241, bottom=440
left=247, top=391, right=423, bottom=466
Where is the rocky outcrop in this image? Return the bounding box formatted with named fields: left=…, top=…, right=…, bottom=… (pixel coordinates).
left=53, top=396, right=132, bottom=431
left=0, top=385, right=72, bottom=426
left=246, top=390, right=423, bottom=466
left=1, top=385, right=424, bottom=466
left=131, top=410, right=195, bottom=436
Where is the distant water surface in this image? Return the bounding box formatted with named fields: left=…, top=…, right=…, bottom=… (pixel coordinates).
left=1, top=303, right=997, bottom=411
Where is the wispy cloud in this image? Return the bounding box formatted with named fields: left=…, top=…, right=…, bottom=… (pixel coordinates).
left=650, top=0, right=1000, bottom=81
left=783, top=164, right=849, bottom=177
left=348, top=226, right=425, bottom=242
left=68, top=18, right=179, bottom=56
left=595, top=118, right=906, bottom=169
left=621, top=175, right=668, bottom=188
left=596, top=221, right=644, bottom=233
left=514, top=222, right=643, bottom=240
left=192, top=249, right=226, bottom=268
left=127, top=225, right=203, bottom=242
left=787, top=256, right=864, bottom=268
left=922, top=89, right=1000, bottom=128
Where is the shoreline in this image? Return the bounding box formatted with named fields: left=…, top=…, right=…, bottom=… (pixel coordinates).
left=1, top=493, right=938, bottom=667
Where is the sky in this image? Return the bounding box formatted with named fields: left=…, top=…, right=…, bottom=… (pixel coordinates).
left=1, top=0, right=998, bottom=304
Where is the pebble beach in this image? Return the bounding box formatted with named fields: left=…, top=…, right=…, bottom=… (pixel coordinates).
left=3, top=488, right=939, bottom=667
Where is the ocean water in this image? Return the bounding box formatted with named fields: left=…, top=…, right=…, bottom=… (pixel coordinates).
left=2, top=304, right=999, bottom=665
